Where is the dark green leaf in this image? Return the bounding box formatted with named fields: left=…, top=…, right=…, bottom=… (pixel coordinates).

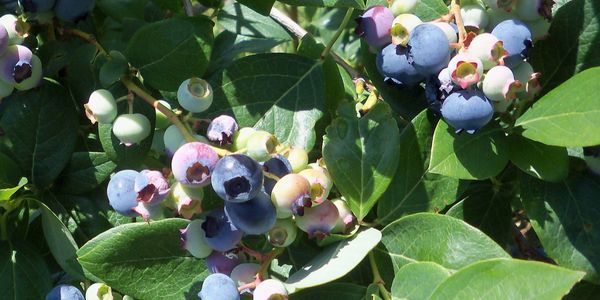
left=323, top=102, right=401, bottom=221
left=0, top=152, right=21, bottom=188
left=0, top=242, right=53, bottom=299
left=429, top=120, right=509, bottom=180
left=126, top=17, right=214, bottom=91
left=290, top=283, right=366, bottom=300
left=429, top=258, right=584, bottom=299
left=77, top=218, right=207, bottom=299
left=391, top=262, right=451, bottom=300
left=0, top=80, right=78, bottom=187
left=520, top=171, right=600, bottom=283
left=0, top=177, right=27, bottom=202
left=446, top=182, right=513, bottom=247
left=279, top=0, right=365, bottom=9
left=378, top=213, right=509, bottom=272
left=515, top=67, right=600, bottom=147
left=508, top=134, right=569, bottom=182
left=97, top=0, right=147, bottom=21
left=208, top=53, right=326, bottom=150
left=237, top=0, right=276, bottom=15
left=377, top=110, right=462, bottom=225
left=564, top=281, right=600, bottom=300
left=58, top=152, right=117, bottom=195
left=38, top=200, right=85, bottom=279
left=99, top=50, right=129, bottom=88
left=218, top=3, right=291, bottom=40
left=529, top=0, right=600, bottom=93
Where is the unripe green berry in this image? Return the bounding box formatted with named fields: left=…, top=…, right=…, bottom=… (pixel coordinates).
left=232, top=127, right=256, bottom=151
left=246, top=130, right=278, bottom=162
left=286, top=147, right=308, bottom=173
left=155, top=100, right=171, bottom=130
left=266, top=218, right=297, bottom=247
left=85, top=89, right=118, bottom=124
left=112, top=113, right=151, bottom=146
left=177, top=77, right=213, bottom=113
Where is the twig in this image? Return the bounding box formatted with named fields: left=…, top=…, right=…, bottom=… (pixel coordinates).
left=64, top=28, right=108, bottom=56
left=451, top=0, right=467, bottom=46
left=182, top=0, right=194, bottom=16
left=270, top=7, right=308, bottom=39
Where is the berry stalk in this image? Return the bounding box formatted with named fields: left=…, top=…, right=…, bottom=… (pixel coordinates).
left=63, top=28, right=108, bottom=56
left=451, top=0, right=467, bottom=46
left=321, top=8, right=354, bottom=59
left=369, top=251, right=392, bottom=300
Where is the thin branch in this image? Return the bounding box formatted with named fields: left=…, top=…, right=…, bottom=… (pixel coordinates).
left=64, top=28, right=108, bottom=56
left=270, top=7, right=307, bottom=39
left=451, top=0, right=467, bottom=46
left=182, top=0, right=194, bottom=16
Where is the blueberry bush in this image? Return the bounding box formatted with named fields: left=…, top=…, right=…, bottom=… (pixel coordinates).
left=0, top=0, right=599, bottom=299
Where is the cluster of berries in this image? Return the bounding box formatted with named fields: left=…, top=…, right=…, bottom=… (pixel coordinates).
left=45, top=283, right=126, bottom=300
left=0, top=13, right=42, bottom=98
left=19, top=0, right=95, bottom=22
left=96, top=75, right=356, bottom=299
left=357, top=0, right=551, bottom=133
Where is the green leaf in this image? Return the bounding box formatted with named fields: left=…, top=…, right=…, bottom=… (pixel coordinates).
left=285, top=228, right=381, bottom=291
left=365, top=283, right=381, bottom=300
left=508, top=134, right=569, bottom=182
left=519, top=171, right=600, bottom=283
left=99, top=89, right=156, bottom=168
left=515, top=67, right=600, bottom=147
left=377, top=110, right=462, bottom=225
left=290, top=283, right=366, bottom=299
left=364, top=0, right=449, bottom=21
left=99, top=50, right=129, bottom=88
left=207, top=53, right=326, bottom=150
left=206, top=31, right=284, bottom=77
left=77, top=218, right=208, bottom=299
left=323, top=102, right=401, bottom=221
left=429, top=258, right=584, bottom=299
left=237, top=0, right=276, bottom=15
left=446, top=182, right=513, bottom=246
left=378, top=213, right=509, bottom=272
left=0, top=80, right=78, bottom=187
left=58, top=152, right=117, bottom=195
left=429, top=120, right=509, bottom=180
left=529, top=0, right=600, bottom=93
left=218, top=3, right=291, bottom=40
left=391, top=262, right=451, bottom=300
left=126, top=17, right=214, bottom=91
left=0, top=242, right=53, bottom=299
left=278, top=0, right=365, bottom=9
left=0, top=177, right=27, bottom=202
left=0, top=152, right=21, bottom=188
left=38, top=200, right=85, bottom=280
left=97, top=0, right=147, bottom=22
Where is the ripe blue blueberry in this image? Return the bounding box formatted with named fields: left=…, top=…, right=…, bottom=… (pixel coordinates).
left=206, top=251, right=242, bottom=276
left=207, top=115, right=238, bottom=146
left=198, top=273, right=240, bottom=300
left=19, top=0, right=56, bottom=13
left=54, top=0, right=95, bottom=22
left=181, top=219, right=212, bottom=259
left=225, top=192, right=277, bottom=235
left=177, top=77, right=213, bottom=113
left=262, top=154, right=293, bottom=195
left=112, top=113, right=152, bottom=146
left=441, top=90, right=494, bottom=134
left=253, top=279, right=288, bottom=300
left=407, top=24, right=450, bottom=76
left=201, top=208, right=243, bottom=252
left=172, top=142, right=219, bottom=188
left=491, top=19, right=532, bottom=68
left=45, top=284, right=84, bottom=300
left=355, top=6, right=394, bottom=49
left=376, top=44, right=423, bottom=86
left=211, top=154, right=263, bottom=202
left=107, top=170, right=139, bottom=217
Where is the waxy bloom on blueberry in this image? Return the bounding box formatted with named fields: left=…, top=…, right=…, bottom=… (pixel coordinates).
left=112, top=113, right=152, bottom=146
left=225, top=192, right=277, bottom=235
left=207, top=115, right=238, bottom=146
left=491, top=19, right=532, bottom=68
left=202, top=208, right=243, bottom=252
left=212, top=154, right=263, bottom=202
left=253, top=279, right=288, bottom=300
left=107, top=170, right=139, bottom=217
left=85, top=89, right=118, bottom=124
left=262, top=154, right=293, bottom=195
left=46, top=284, right=84, bottom=300
left=295, top=199, right=339, bottom=239
left=198, top=273, right=240, bottom=300
left=432, top=22, right=458, bottom=44
left=206, top=251, right=242, bottom=276
left=172, top=142, right=219, bottom=187
left=267, top=218, right=297, bottom=247
left=376, top=44, right=423, bottom=86
left=181, top=219, right=212, bottom=259
left=407, top=24, right=450, bottom=76
left=271, top=173, right=312, bottom=218
left=355, top=6, right=394, bottom=49
left=177, top=77, right=213, bottom=113
left=441, top=90, right=494, bottom=134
